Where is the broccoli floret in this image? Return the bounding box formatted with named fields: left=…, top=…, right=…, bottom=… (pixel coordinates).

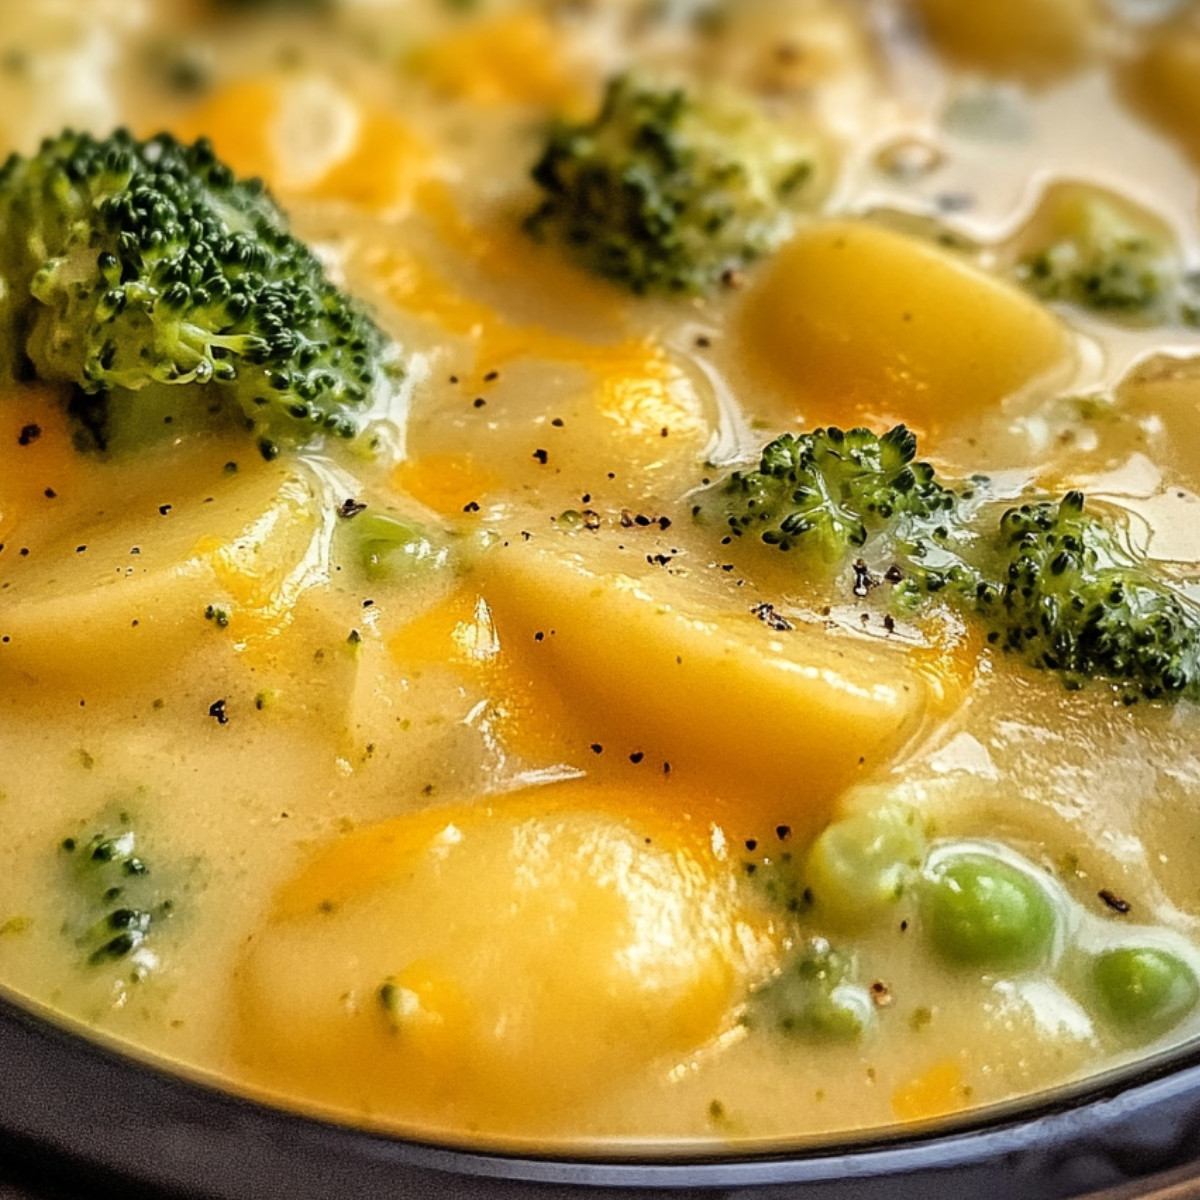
left=60, top=822, right=174, bottom=972
left=693, top=425, right=978, bottom=591
left=525, top=74, right=815, bottom=295
left=698, top=425, right=1200, bottom=701
left=977, top=492, right=1200, bottom=699
left=1015, top=189, right=1179, bottom=318
left=0, top=129, right=398, bottom=456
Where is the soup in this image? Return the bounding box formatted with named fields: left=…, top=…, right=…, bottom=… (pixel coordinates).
left=1, top=0, right=1200, bottom=1156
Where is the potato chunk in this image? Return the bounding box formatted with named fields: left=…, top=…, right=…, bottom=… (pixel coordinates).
left=912, top=0, right=1094, bottom=82
left=233, top=784, right=776, bottom=1137
left=739, top=220, right=1071, bottom=435
left=479, top=536, right=944, bottom=842
left=1122, top=32, right=1200, bottom=165
left=0, top=451, right=328, bottom=687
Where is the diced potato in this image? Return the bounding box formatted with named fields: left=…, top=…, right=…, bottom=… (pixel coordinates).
left=478, top=535, right=944, bottom=842
left=1122, top=32, right=1200, bottom=165
left=912, top=0, right=1095, bottom=82
left=1113, top=361, right=1200, bottom=489
left=739, top=220, right=1072, bottom=435
left=233, top=784, right=777, bottom=1135
left=0, top=452, right=329, bottom=687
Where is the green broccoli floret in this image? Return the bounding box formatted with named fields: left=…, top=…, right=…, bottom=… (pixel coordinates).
left=697, top=425, right=1200, bottom=701
left=60, top=822, right=174, bottom=971
left=1015, top=189, right=1179, bottom=318
left=525, top=74, right=815, bottom=295
left=977, top=492, right=1200, bottom=699
left=693, top=425, right=980, bottom=591
left=0, top=129, right=398, bottom=457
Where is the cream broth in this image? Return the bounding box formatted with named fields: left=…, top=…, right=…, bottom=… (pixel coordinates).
left=0, top=0, right=1199, bottom=1155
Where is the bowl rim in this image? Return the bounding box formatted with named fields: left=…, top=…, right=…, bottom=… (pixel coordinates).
left=5, top=989, right=1200, bottom=1199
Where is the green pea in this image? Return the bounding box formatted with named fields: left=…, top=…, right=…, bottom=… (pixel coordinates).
left=804, top=804, right=926, bottom=928
left=921, top=851, right=1057, bottom=970
left=1091, top=947, right=1199, bottom=1037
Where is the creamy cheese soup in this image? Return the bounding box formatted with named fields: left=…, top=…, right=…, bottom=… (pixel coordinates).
left=0, top=0, right=1199, bottom=1156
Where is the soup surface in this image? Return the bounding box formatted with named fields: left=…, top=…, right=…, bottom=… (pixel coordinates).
left=3, top=0, right=1200, bottom=1155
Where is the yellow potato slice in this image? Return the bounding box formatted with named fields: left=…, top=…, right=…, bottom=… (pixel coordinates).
left=1122, top=31, right=1200, bottom=165
left=233, top=783, right=776, bottom=1138
left=0, top=452, right=329, bottom=687
left=478, top=534, right=944, bottom=842
left=912, top=0, right=1094, bottom=82
left=739, top=220, right=1072, bottom=435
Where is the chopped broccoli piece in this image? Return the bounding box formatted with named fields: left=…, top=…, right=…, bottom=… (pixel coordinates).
left=1015, top=189, right=1180, bottom=319
left=697, top=424, right=954, bottom=558
left=977, top=492, right=1200, bottom=699
left=340, top=511, right=454, bottom=583
left=693, top=425, right=980, bottom=592
left=744, top=937, right=872, bottom=1043
left=697, top=425, right=1200, bottom=701
left=61, top=822, right=174, bottom=972
left=526, top=74, right=815, bottom=295
left=0, top=129, right=398, bottom=456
